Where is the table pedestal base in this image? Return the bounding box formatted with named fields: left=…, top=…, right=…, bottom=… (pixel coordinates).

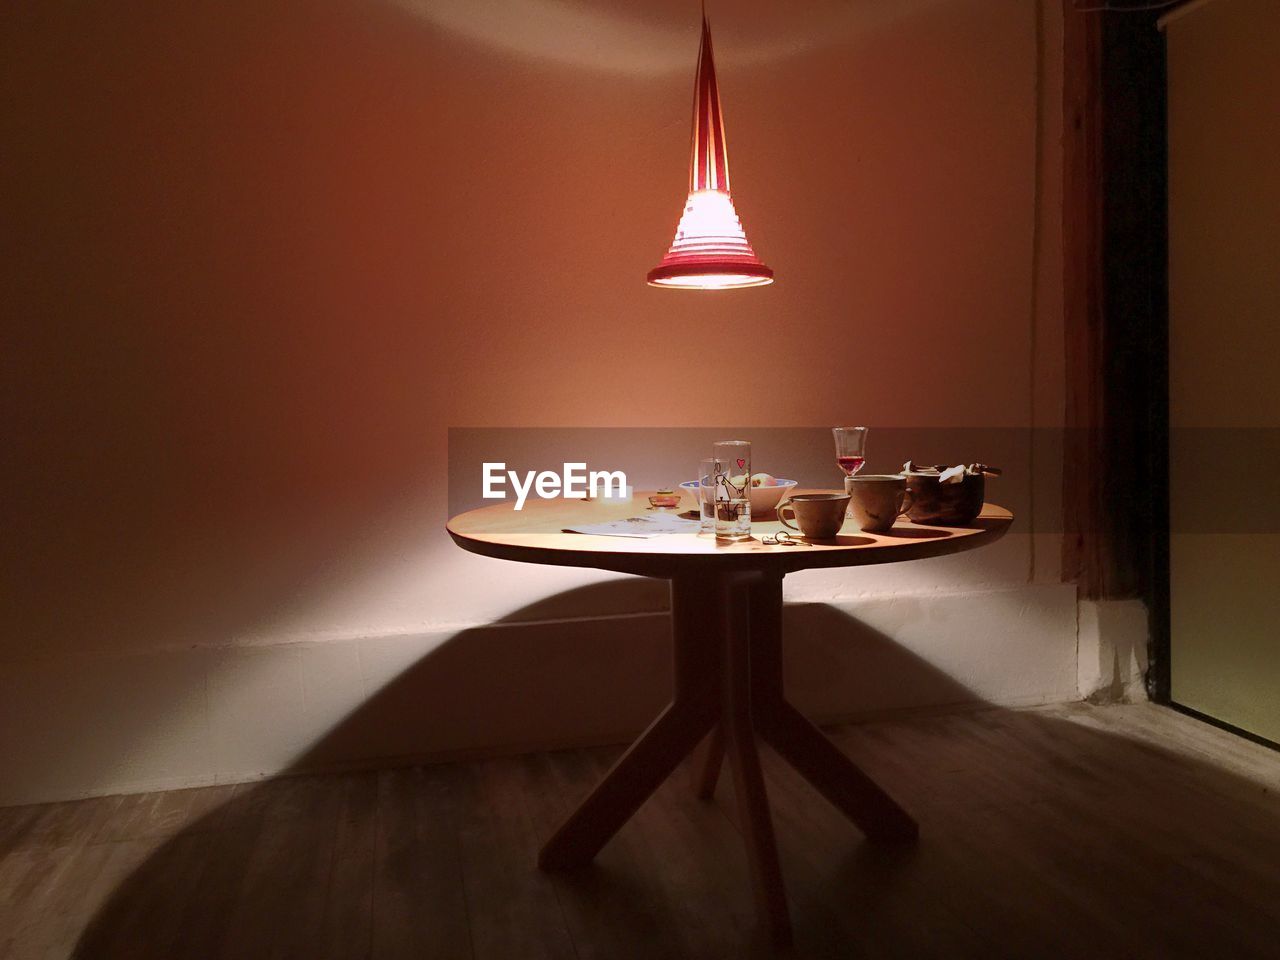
left=538, top=571, right=918, bottom=945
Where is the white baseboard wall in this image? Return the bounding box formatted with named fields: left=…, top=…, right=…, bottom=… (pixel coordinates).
left=0, top=584, right=1080, bottom=806
left=1076, top=598, right=1151, bottom=703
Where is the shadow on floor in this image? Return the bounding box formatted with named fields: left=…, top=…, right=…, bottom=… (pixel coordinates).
left=3, top=582, right=1278, bottom=959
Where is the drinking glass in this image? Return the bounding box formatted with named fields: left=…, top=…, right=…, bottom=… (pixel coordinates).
left=833, top=426, right=868, bottom=478
left=697, top=458, right=722, bottom=535
left=712, top=440, right=752, bottom=541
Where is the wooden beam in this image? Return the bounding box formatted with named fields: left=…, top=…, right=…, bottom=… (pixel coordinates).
left=1061, top=1, right=1107, bottom=597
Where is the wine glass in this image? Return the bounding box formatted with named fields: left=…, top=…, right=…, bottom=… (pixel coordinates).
left=832, top=426, right=868, bottom=478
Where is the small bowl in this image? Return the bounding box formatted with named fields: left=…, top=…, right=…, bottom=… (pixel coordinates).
left=648, top=493, right=683, bottom=510
left=678, top=478, right=798, bottom=517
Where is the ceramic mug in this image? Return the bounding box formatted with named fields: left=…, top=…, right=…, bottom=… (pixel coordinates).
left=775, top=493, right=851, bottom=540
left=844, top=475, right=913, bottom=533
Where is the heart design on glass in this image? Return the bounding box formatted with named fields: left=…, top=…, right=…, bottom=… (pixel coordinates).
left=736, top=458, right=746, bottom=469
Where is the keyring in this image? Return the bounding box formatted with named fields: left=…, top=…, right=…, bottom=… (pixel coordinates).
left=762, top=531, right=803, bottom=546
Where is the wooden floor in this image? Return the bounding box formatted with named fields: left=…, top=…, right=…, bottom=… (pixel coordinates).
left=2, top=702, right=1279, bottom=959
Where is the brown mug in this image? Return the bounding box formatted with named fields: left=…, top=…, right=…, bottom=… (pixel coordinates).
left=844, top=475, right=913, bottom=533
left=775, top=493, right=851, bottom=540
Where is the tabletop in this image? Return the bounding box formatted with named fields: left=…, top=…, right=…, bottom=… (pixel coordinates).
left=447, top=490, right=1013, bottom=578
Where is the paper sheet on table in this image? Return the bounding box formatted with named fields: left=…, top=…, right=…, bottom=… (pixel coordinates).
left=564, top=515, right=701, bottom=539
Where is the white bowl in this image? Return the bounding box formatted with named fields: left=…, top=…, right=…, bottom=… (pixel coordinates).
left=679, top=478, right=798, bottom=517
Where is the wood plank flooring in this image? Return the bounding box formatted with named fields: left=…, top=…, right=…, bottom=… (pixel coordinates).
left=2, top=702, right=1279, bottom=959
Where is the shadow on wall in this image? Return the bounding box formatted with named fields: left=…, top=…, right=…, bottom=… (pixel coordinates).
left=386, top=0, right=954, bottom=75
left=4, top=581, right=1263, bottom=958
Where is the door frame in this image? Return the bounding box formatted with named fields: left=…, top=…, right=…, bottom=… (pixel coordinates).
left=1062, top=0, right=1171, bottom=700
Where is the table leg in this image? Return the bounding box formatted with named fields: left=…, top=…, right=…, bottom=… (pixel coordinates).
left=538, top=701, right=717, bottom=869
left=748, top=573, right=919, bottom=842
left=721, top=574, right=791, bottom=945
left=692, top=726, right=725, bottom=800
left=761, top=702, right=918, bottom=842
left=537, top=568, right=915, bottom=942
left=538, top=573, right=721, bottom=870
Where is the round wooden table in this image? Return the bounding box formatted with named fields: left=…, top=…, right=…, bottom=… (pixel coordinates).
left=448, top=493, right=1013, bottom=945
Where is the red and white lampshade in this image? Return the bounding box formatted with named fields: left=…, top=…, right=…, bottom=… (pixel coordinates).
left=647, top=16, right=774, bottom=290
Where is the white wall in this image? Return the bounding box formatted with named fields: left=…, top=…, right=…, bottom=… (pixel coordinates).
left=2, top=0, right=1072, bottom=804
left=0, top=586, right=1080, bottom=803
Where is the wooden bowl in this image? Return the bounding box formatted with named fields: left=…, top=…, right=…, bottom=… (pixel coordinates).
left=902, top=471, right=985, bottom=526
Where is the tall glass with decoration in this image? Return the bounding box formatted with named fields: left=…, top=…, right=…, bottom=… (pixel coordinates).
left=712, top=440, right=752, bottom=541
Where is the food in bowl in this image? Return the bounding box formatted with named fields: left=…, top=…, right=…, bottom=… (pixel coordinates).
left=648, top=488, right=683, bottom=510
left=679, top=475, right=798, bottom=516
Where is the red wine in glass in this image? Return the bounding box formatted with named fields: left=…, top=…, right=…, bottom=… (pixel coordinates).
left=836, top=455, right=865, bottom=477
left=833, top=426, right=868, bottom=480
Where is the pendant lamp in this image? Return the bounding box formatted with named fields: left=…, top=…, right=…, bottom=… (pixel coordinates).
left=647, top=15, right=774, bottom=289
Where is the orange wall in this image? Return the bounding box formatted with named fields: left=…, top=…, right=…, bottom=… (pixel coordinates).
left=5, top=0, right=1062, bottom=660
